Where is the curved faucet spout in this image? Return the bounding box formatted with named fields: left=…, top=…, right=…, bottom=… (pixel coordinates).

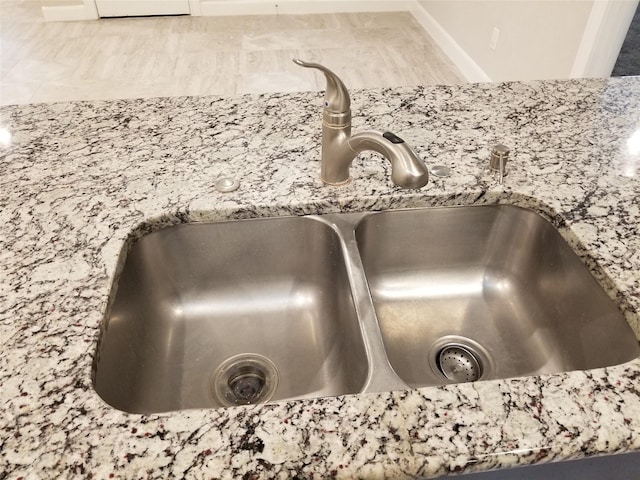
left=294, top=58, right=430, bottom=190
left=348, top=131, right=429, bottom=189
left=293, top=59, right=350, bottom=118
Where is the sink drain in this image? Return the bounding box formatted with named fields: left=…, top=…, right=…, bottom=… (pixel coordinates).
left=211, top=354, right=279, bottom=407
left=428, top=336, right=494, bottom=384
left=438, top=345, right=481, bottom=382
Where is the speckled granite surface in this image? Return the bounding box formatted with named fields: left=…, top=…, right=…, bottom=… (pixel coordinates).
left=1, top=77, right=639, bottom=479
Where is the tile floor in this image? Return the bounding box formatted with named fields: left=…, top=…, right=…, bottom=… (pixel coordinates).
left=0, top=1, right=464, bottom=105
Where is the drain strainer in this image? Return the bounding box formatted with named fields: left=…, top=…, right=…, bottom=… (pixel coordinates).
left=428, top=335, right=494, bottom=384
left=211, top=353, right=279, bottom=407
left=438, top=345, right=481, bottom=382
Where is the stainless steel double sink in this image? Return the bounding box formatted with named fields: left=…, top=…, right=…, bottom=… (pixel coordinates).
left=93, top=205, right=639, bottom=414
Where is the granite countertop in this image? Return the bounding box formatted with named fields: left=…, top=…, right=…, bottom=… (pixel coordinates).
left=1, top=77, right=639, bottom=479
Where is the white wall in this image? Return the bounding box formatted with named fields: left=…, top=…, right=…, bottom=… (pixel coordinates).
left=417, top=0, right=594, bottom=82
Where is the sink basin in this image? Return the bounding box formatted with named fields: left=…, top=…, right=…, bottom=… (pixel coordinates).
left=94, top=217, right=368, bottom=414
left=356, top=205, right=639, bottom=387
left=94, top=205, right=639, bottom=413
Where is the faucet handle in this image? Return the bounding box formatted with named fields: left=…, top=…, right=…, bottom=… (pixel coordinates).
left=293, top=58, right=351, bottom=116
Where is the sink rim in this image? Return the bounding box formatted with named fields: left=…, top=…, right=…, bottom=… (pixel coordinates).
left=94, top=204, right=640, bottom=413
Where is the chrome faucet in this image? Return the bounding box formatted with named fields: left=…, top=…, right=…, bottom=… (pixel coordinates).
left=293, top=59, right=429, bottom=189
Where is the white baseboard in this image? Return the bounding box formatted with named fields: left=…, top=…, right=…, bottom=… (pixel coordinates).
left=189, top=0, right=202, bottom=16
left=95, top=0, right=190, bottom=17
left=42, top=0, right=98, bottom=21
left=42, top=0, right=414, bottom=20
left=410, top=1, right=491, bottom=83
left=198, top=0, right=411, bottom=16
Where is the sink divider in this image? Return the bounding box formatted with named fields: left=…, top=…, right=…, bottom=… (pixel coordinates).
left=317, top=213, right=409, bottom=394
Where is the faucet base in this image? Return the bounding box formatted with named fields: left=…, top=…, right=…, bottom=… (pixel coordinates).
left=321, top=177, right=352, bottom=187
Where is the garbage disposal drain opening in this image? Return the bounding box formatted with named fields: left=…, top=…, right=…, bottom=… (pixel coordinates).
left=438, top=345, right=482, bottom=383
left=428, top=335, right=494, bottom=384
left=228, top=368, right=266, bottom=403
left=211, top=354, right=279, bottom=407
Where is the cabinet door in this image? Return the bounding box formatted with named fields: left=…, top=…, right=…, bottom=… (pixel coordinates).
left=95, top=0, right=191, bottom=17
